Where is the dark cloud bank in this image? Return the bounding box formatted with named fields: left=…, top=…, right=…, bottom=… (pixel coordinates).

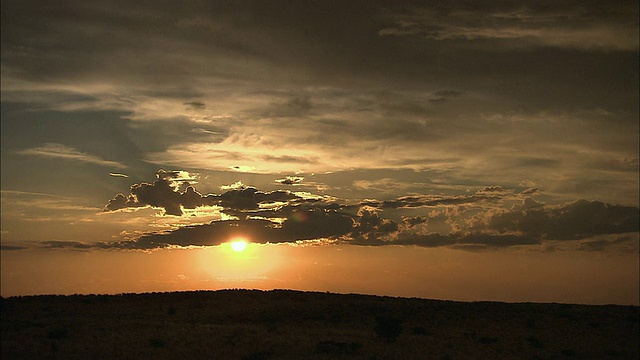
left=104, top=169, right=298, bottom=216
left=64, top=171, right=632, bottom=251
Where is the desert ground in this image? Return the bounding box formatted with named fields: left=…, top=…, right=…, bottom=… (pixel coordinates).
left=1, top=289, right=638, bottom=359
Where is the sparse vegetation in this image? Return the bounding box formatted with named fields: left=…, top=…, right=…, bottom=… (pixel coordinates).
left=148, top=338, right=167, bottom=348
left=478, top=336, right=499, bottom=345
left=525, top=336, right=544, bottom=349
left=411, top=325, right=427, bottom=335
left=1, top=290, right=638, bottom=359
left=241, top=349, right=274, bottom=360
left=561, top=348, right=578, bottom=357
left=314, top=340, right=362, bottom=355
left=46, top=326, right=69, bottom=340
left=374, top=315, right=403, bottom=342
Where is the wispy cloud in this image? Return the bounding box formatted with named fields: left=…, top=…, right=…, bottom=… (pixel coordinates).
left=17, top=143, right=126, bottom=169
left=1, top=1, right=638, bottom=257
left=379, top=5, right=639, bottom=51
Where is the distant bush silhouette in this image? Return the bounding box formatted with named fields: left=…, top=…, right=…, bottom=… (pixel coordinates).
left=314, top=340, right=362, bottom=355
left=46, top=326, right=69, bottom=340
left=478, top=336, right=498, bottom=345
left=148, top=338, right=167, bottom=348
left=412, top=325, right=427, bottom=335
left=241, top=349, right=274, bottom=360
left=525, top=336, right=544, bottom=349
left=374, top=315, right=402, bottom=342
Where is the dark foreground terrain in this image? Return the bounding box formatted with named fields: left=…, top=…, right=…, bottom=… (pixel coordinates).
left=1, top=290, right=638, bottom=359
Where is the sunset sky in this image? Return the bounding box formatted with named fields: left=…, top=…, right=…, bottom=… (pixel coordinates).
left=2, top=0, right=638, bottom=305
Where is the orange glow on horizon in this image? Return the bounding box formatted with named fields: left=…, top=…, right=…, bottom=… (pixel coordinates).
left=0, top=245, right=638, bottom=305
left=190, top=239, right=288, bottom=286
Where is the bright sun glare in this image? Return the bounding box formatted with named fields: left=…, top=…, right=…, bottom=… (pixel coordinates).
left=230, top=239, right=248, bottom=252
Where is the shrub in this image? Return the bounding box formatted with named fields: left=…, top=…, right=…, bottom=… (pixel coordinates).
left=561, top=348, right=577, bottom=357
left=478, top=336, right=499, bottom=345
left=241, top=349, right=274, bottom=360
left=525, top=336, right=544, bottom=349
left=314, top=340, right=362, bottom=355
left=46, top=326, right=69, bottom=340
left=148, top=338, right=167, bottom=348
left=374, top=315, right=402, bottom=342
left=412, top=325, right=427, bottom=335
left=478, top=336, right=498, bottom=345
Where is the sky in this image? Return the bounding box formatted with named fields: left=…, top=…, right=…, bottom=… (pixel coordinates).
left=1, top=0, right=638, bottom=305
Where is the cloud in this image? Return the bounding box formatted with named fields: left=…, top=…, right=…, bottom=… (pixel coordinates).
left=427, top=97, right=448, bottom=105
left=40, top=241, right=92, bottom=250
left=261, top=95, right=314, bottom=118
left=100, top=208, right=354, bottom=250
left=352, top=178, right=416, bottom=193
left=184, top=101, right=206, bottom=110
left=104, top=170, right=215, bottom=216
left=576, top=235, right=638, bottom=252
left=220, top=181, right=245, bottom=190
left=433, top=90, right=463, bottom=98
left=428, top=89, right=464, bottom=105
left=282, top=207, right=354, bottom=240
left=111, top=219, right=285, bottom=249
left=17, top=143, right=126, bottom=169
left=231, top=165, right=258, bottom=173
left=456, top=233, right=540, bottom=248
left=347, top=195, right=639, bottom=249
left=109, top=172, right=129, bottom=178
left=0, top=245, right=28, bottom=251
left=366, top=193, right=499, bottom=209
left=275, top=176, right=304, bottom=185
left=350, top=207, right=399, bottom=243
left=218, top=187, right=299, bottom=210
left=3, top=170, right=603, bottom=252
left=388, top=233, right=539, bottom=249
left=2, top=1, right=637, bottom=259
left=476, top=186, right=508, bottom=194
left=104, top=170, right=304, bottom=216
left=378, top=4, right=639, bottom=51
left=520, top=187, right=538, bottom=195
left=98, top=172, right=639, bottom=251
left=156, top=169, right=198, bottom=186
left=402, top=215, right=429, bottom=228
left=478, top=199, right=640, bottom=240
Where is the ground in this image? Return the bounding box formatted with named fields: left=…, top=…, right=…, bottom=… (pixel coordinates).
left=1, top=290, right=638, bottom=359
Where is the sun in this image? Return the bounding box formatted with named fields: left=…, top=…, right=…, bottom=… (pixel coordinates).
left=230, top=239, right=248, bottom=252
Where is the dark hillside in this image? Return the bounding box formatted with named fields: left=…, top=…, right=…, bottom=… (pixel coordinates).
left=1, top=290, right=638, bottom=359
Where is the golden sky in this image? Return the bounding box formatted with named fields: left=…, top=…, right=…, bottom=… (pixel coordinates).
left=1, top=0, right=638, bottom=304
